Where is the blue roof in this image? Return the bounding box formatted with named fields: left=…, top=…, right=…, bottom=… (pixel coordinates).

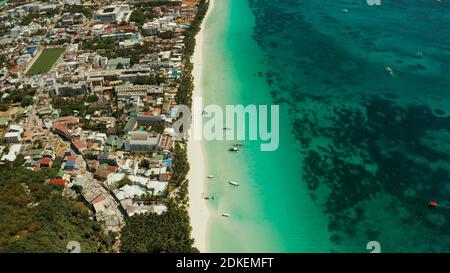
left=27, top=47, right=38, bottom=54
left=162, top=159, right=172, bottom=167
left=65, top=161, right=76, bottom=167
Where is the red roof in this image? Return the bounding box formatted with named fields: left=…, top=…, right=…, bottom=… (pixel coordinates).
left=92, top=194, right=107, bottom=205
left=9, top=66, right=19, bottom=73
left=107, top=166, right=117, bottom=173
left=40, top=157, right=52, bottom=166
left=159, top=172, right=172, bottom=182
left=66, top=155, right=77, bottom=161
left=49, top=178, right=67, bottom=187
left=72, top=140, right=87, bottom=150
left=54, top=124, right=69, bottom=134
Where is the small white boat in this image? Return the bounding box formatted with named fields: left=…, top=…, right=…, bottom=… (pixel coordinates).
left=385, top=66, right=393, bottom=76
left=222, top=213, right=231, bottom=217
left=229, top=181, right=239, bottom=186
left=229, top=146, right=238, bottom=152
left=342, top=9, right=348, bottom=13
left=207, top=175, right=214, bottom=179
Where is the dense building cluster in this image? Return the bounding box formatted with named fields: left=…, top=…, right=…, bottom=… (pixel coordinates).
left=0, top=0, right=202, bottom=239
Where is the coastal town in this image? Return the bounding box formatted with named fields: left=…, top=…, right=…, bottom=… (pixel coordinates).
left=0, top=0, right=207, bottom=252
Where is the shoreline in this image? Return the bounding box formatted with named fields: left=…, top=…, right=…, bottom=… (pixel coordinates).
left=187, top=0, right=214, bottom=253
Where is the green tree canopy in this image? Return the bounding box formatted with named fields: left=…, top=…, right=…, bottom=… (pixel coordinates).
left=120, top=203, right=198, bottom=253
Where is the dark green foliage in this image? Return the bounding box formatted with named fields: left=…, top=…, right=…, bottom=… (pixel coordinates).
left=0, top=25, right=9, bottom=37
left=139, top=159, right=150, bottom=169
left=63, top=5, right=94, bottom=19
left=136, top=1, right=181, bottom=9
left=120, top=203, right=198, bottom=253
left=116, top=178, right=132, bottom=188
left=20, top=95, right=34, bottom=107
left=105, top=41, right=156, bottom=62
left=19, top=13, right=39, bottom=26
left=120, top=0, right=209, bottom=253
left=81, top=38, right=116, bottom=51
left=170, top=142, right=189, bottom=187
left=85, top=95, right=99, bottom=103
left=129, top=9, right=147, bottom=26
left=0, top=89, right=36, bottom=110
left=158, top=31, right=174, bottom=39
left=150, top=121, right=165, bottom=134
left=0, top=166, right=114, bottom=252
left=176, top=0, right=209, bottom=107
left=84, top=153, right=98, bottom=160
left=135, top=74, right=165, bottom=85
left=8, top=89, right=36, bottom=102
left=52, top=97, right=86, bottom=117
left=82, top=119, right=107, bottom=133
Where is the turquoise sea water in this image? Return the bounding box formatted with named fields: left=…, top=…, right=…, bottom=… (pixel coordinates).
left=201, top=0, right=450, bottom=252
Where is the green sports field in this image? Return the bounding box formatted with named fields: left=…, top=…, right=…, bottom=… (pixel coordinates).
left=26, top=47, right=65, bottom=76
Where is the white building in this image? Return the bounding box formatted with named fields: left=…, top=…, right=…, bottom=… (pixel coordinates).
left=91, top=24, right=106, bottom=36
left=1, top=144, right=22, bottom=161
left=95, top=4, right=131, bottom=23
left=146, top=180, right=168, bottom=196
left=142, top=21, right=160, bottom=36
left=4, top=132, right=22, bottom=143
left=9, top=124, right=24, bottom=134
left=10, top=26, right=22, bottom=39
left=115, top=184, right=147, bottom=201
left=124, top=131, right=160, bottom=153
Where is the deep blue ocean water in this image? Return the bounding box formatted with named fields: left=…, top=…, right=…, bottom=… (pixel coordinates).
left=247, top=0, right=450, bottom=252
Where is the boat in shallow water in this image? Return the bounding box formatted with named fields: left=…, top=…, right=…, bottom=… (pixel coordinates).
left=229, top=181, right=239, bottom=186
left=385, top=66, right=393, bottom=76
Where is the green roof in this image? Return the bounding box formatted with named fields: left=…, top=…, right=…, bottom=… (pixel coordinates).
left=0, top=116, right=10, bottom=126
left=107, top=135, right=116, bottom=145
left=115, top=139, right=124, bottom=149
left=107, top=57, right=131, bottom=70
left=31, top=154, right=42, bottom=160
left=74, top=176, right=87, bottom=187
left=57, top=170, right=65, bottom=178
left=124, top=117, right=137, bottom=133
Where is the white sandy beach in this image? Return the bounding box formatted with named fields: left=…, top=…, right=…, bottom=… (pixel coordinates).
left=187, top=0, right=214, bottom=253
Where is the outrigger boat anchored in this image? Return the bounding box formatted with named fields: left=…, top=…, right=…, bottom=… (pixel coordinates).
left=385, top=66, right=393, bottom=76
left=229, top=144, right=243, bottom=152
left=229, top=181, right=239, bottom=186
